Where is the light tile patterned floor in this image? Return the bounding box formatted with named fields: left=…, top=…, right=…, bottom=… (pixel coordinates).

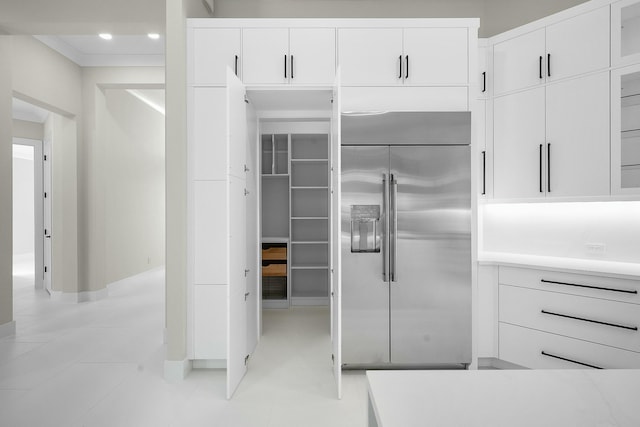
left=1, top=260, right=367, bottom=427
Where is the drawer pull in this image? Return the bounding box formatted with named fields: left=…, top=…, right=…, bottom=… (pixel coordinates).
left=541, top=310, right=638, bottom=331
left=541, top=351, right=602, bottom=369
left=541, top=279, right=638, bottom=295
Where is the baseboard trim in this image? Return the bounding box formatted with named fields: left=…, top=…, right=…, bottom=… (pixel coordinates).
left=164, top=359, right=192, bottom=381
left=290, top=297, right=329, bottom=306
left=193, top=359, right=226, bottom=369
left=478, top=357, right=528, bottom=370
left=0, top=321, right=16, bottom=339
left=49, top=287, right=109, bottom=303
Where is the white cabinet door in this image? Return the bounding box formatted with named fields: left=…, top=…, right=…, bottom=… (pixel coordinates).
left=227, top=70, right=247, bottom=179
left=477, top=100, right=489, bottom=197
left=338, top=28, right=403, bottom=86
left=192, top=28, right=241, bottom=85
left=546, top=72, right=610, bottom=197
left=194, top=285, right=227, bottom=359
left=242, top=28, right=289, bottom=85
left=289, top=28, right=336, bottom=86
left=478, top=43, right=489, bottom=98
left=403, top=27, right=468, bottom=86
left=226, top=72, right=247, bottom=399
left=245, top=102, right=259, bottom=355
left=192, top=87, right=226, bottom=181
left=546, top=7, right=610, bottom=83
left=330, top=70, right=342, bottom=399
left=493, top=88, right=546, bottom=199
left=194, top=181, right=227, bottom=285
left=493, top=29, right=545, bottom=96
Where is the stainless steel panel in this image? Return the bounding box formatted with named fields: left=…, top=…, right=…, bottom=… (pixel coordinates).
left=389, top=146, right=471, bottom=365
left=341, top=112, right=471, bottom=146
left=341, top=146, right=390, bottom=365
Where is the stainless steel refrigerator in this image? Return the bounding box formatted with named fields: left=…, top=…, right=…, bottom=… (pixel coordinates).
left=341, top=112, right=471, bottom=368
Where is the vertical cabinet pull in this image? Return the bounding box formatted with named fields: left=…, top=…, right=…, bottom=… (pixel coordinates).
left=284, top=54, right=287, bottom=78
left=482, top=71, right=486, bottom=93
left=547, top=53, right=551, bottom=77
left=405, top=55, right=409, bottom=79
left=290, top=55, right=294, bottom=79
left=398, top=55, right=402, bottom=79
left=539, top=144, right=543, bottom=193
left=547, top=143, right=551, bottom=193
left=481, top=151, right=486, bottom=195
left=234, top=55, right=238, bottom=76
left=539, top=56, right=543, bottom=79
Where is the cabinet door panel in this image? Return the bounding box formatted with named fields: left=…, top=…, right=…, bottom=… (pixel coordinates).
left=338, top=28, right=403, bottom=86
left=192, top=28, right=241, bottom=85
left=546, top=72, right=610, bottom=197
left=194, top=285, right=227, bottom=359
left=192, top=88, right=226, bottom=181
left=546, top=7, right=610, bottom=82
left=227, top=71, right=247, bottom=179
left=194, top=181, right=227, bottom=285
left=289, top=28, right=336, bottom=86
left=403, top=28, right=468, bottom=85
left=493, top=88, right=545, bottom=198
left=242, top=28, right=289, bottom=85
left=493, top=29, right=545, bottom=96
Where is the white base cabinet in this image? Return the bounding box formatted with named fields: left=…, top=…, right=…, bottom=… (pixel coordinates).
left=497, top=266, right=640, bottom=369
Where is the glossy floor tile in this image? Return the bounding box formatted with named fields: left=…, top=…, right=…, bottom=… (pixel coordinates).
left=3, top=259, right=367, bottom=427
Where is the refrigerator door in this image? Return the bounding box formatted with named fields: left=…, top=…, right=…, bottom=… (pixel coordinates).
left=389, top=146, right=471, bottom=365
left=341, top=146, right=390, bottom=365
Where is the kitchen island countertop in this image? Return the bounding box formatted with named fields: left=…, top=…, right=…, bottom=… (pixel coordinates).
left=367, top=369, right=640, bottom=427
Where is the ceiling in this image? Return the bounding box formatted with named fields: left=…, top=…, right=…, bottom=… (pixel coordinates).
left=35, top=35, right=165, bottom=66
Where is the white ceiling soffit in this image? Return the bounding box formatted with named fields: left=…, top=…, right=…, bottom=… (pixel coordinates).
left=35, top=35, right=165, bottom=67
left=12, top=98, right=50, bottom=123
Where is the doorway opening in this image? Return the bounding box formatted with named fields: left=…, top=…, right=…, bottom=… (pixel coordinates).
left=248, top=88, right=336, bottom=398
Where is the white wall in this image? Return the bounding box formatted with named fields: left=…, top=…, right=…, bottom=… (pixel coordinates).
left=103, top=89, right=165, bottom=284
left=481, top=202, right=640, bottom=263
left=13, top=119, right=43, bottom=140
left=12, top=145, right=34, bottom=255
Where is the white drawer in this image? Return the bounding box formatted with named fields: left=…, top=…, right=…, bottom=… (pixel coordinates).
left=500, top=284, right=640, bottom=353
left=499, top=322, right=640, bottom=369
left=499, top=266, right=640, bottom=305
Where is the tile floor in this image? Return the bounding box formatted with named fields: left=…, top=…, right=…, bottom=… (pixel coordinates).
left=1, top=258, right=367, bottom=426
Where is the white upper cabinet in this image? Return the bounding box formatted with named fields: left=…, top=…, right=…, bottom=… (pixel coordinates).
left=243, top=27, right=336, bottom=86
left=339, top=27, right=469, bottom=86
left=403, top=28, right=468, bottom=85
left=289, top=28, right=336, bottom=86
left=493, top=6, right=610, bottom=96
left=493, top=72, right=610, bottom=200
left=242, top=28, right=290, bottom=85
left=191, top=28, right=241, bottom=86
left=493, top=87, right=546, bottom=199
left=612, top=0, right=640, bottom=67
left=478, top=42, right=489, bottom=98
left=545, top=72, right=610, bottom=197
left=493, top=29, right=545, bottom=96
left=338, top=28, right=404, bottom=86
left=545, top=6, right=610, bottom=82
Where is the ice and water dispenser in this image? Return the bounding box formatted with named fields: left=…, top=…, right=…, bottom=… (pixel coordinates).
left=350, top=205, right=381, bottom=253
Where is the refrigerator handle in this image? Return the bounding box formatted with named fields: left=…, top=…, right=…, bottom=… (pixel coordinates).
left=390, top=174, right=398, bottom=282
left=382, top=173, right=389, bottom=282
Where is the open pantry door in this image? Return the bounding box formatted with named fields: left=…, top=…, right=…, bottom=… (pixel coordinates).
left=226, top=68, right=248, bottom=399
left=330, top=70, right=343, bottom=399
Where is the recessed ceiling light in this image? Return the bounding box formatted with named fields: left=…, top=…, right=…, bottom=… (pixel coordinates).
left=99, top=33, right=113, bottom=40
left=148, top=33, right=160, bottom=40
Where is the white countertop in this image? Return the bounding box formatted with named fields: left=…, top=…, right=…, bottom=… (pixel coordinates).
left=367, top=369, right=640, bottom=427
left=478, top=251, right=640, bottom=278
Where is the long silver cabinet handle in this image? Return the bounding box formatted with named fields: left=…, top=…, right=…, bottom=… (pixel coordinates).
left=541, top=351, right=602, bottom=369
left=541, top=309, right=638, bottom=331
left=390, top=174, right=398, bottom=282
left=382, top=173, right=389, bottom=282
left=541, top=279, right=638, bottom=295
